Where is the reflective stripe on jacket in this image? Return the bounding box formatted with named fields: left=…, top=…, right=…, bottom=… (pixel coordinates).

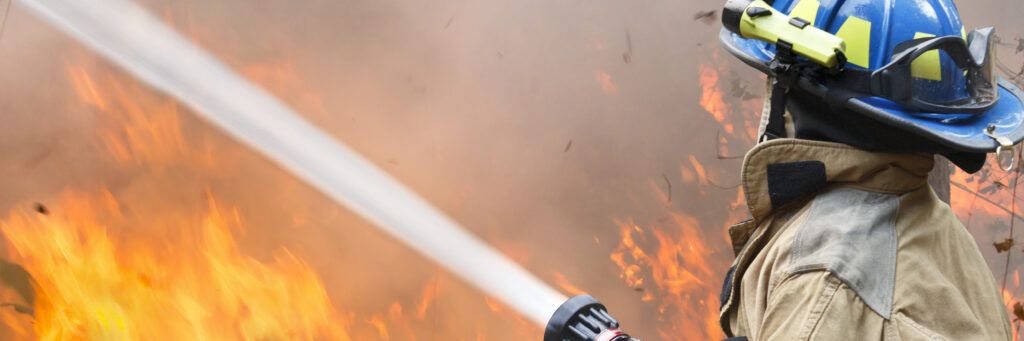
left=719, top=139, right=1011, bottom=340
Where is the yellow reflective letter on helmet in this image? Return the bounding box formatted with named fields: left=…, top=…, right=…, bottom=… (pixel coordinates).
left=835, top=16, right=871, bottom=68
left=789, top=0, right=820, bottom=25
left=912, top=32, right=942, bottom=81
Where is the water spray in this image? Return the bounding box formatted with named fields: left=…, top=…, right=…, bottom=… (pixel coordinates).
left=18, top=0, right=641, bottom=338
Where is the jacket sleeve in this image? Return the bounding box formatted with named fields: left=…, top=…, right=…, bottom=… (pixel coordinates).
left=758, top=271, right=886, bottom=340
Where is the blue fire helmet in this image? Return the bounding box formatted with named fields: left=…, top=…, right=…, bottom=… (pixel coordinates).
left=720, top=0, right=1024, bottom=153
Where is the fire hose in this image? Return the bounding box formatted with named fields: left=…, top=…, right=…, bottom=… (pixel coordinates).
left=17, top=0, right=637, bottom=339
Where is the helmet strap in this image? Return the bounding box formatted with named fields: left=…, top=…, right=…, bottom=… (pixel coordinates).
left=761, top=42, right=799, bottom=142
left=762, top=77, right=790, bottom=141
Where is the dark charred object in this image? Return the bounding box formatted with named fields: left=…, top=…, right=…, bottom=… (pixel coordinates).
left=33, top=203, right=48, bottom=215
left=544, top=295, right=639, bottom=341
left=693, top=10, right=718, bottom=25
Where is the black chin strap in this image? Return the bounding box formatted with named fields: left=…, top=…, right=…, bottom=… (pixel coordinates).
left=763, top=77, right=790, bottom=141
left=761, top=42, right=799, bottom=142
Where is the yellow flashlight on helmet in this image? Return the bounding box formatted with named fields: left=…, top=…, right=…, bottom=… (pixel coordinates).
left=722, top=0, right=847, bottom=69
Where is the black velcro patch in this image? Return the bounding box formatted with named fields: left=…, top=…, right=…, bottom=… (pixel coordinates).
left=766, top=161, right=827, bottom=209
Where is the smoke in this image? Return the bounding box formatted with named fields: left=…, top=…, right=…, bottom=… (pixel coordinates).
left=0, top=0, right=1021, bottom=339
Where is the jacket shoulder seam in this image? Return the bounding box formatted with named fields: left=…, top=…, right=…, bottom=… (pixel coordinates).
left=763, top=271, right=843, bottom=340
left=786, top=187, right=899, bottom=319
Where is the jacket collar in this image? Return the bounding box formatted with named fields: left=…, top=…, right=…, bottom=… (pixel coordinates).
left=740, top=139, right=934, bottom=224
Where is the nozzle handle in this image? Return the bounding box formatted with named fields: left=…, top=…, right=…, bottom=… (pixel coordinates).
left=544, top=295, right=638, bottom=341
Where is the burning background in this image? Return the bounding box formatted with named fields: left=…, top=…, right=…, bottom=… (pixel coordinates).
left=0, top=0, right=1021, bottom=340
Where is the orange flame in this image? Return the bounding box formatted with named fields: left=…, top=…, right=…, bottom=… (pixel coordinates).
left=0, top=60, right=357, bottom=339
left=596, top=71, right=618, bottom=94
left=0, top=191, right=351, bottom=340
left=0, top=47, right=539, bottom=339
left=482, top=297, right=539, bottom=339
left=66, top=63, right=214, bottom=171
left=552, top=272, right=588, bottom=297
left=698, top=64, right=734, bottom=135
left=611, top=213, right=724, bottom=340
left=415, top=279, right=440, bottom=320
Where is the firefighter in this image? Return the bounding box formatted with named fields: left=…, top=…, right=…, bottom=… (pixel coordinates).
left=717, top=0, right=1024, bottom=339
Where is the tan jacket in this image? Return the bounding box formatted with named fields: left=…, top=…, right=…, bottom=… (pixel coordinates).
left=719, top=139, right=1011, bottom=340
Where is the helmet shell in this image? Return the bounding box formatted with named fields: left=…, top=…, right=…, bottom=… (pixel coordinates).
left=720, top=0, right=1024, bottom=152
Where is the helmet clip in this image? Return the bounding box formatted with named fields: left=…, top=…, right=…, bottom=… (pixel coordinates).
left=985, top=125, right=1017, bottom=171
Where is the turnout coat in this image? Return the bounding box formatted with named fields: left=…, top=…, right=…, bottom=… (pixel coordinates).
left=719, top=139, right=1011, bottom=340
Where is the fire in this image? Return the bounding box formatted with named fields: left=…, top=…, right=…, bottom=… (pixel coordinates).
left=66, top=62, right=216, bottom=171
left=609, top=222, right=651, bottom=299
left=0, top=191, right=350, bottom=340
left=66, top=65, right=109, bottom=111
left=700, top=50, right=765, bottom=151
left=551, top=272, right=588, bottom=297
left=596, top=71, right=618, bottom=94
left=0, top=54, right=362, bottom=339
left=481, top=297, right=537, bottom=339
left=415, top=278, right=439, bottom=320
left=610, top=214, right=724, bottom=340
left=1004, top=288, right=1022, bottom=341
left=0, top=29, right=557, bottom=337
left=949, top=161, right=1010, bottom=220
left=949, top=159, right=1024, bottom=322
left=698, top=64, right=734, bottom=135
left=365, top=315, right=389, bottom=339
left=687, top=155, right=709, bottom=189
left=601, top=51, right=756, bottom=340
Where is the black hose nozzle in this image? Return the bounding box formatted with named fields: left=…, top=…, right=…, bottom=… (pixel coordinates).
left=544, top=295, right=638, bottom=341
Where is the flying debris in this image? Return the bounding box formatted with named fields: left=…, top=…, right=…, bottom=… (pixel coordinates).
left=623, top=29, right=633, bottom=64
left=993, top=37, right=1024, bottom=88
left=693, top=10, right=718, bottom=25
left=661, top=173, right=672, bottom=203
left=994, top=238, right=1016, bottom=253
left=994, top=34, right=1022, bottom=54
left=32, top=203, right=48, bottom=215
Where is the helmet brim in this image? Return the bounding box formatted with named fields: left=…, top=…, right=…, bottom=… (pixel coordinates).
left=719, top=28, right=1024, bottom=153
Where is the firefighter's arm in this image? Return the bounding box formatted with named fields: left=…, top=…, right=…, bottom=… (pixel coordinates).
left=758, top=271, right=885, bottom=340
